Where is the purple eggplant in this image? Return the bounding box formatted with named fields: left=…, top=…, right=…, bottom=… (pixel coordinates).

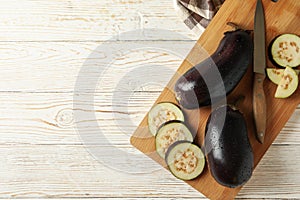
left=205, top=105, right=254, bottom=188
left=174, top=24, right=253, bottom=109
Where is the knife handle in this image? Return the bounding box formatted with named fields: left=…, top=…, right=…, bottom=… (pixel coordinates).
left=253, top=73, right=267, bottom=143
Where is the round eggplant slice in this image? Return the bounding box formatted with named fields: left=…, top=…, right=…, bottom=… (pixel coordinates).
left=148, top=102, right=184, bottom=136
left=271, top=33, right=300, bottom=67
left=155, top=121, right=193, bottom=159
left=275, top=66, right=298, bottom=98
left=165, top=141, right=205, bottom=181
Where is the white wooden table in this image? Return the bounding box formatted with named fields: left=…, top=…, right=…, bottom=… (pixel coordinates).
left=0, top=0, right=299, bottom=199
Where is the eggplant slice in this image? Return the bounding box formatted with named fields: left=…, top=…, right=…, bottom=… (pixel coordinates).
left=271, top=33, right=300, bottom=67
left=165, top=141, right=205, bottom=180
left=148, top=102, right=184, bottom=136
left=275, top=66, right=298, bottom=98
left=155, top=121, right=193, bottom=159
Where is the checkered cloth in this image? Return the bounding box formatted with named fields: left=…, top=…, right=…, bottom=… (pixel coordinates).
left=174, top=0, right=225, bottom=36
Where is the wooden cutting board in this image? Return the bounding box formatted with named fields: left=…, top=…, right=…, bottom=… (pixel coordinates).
left=130, top=0, right=300, bottom=199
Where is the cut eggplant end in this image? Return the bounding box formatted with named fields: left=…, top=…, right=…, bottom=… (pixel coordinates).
left=155, top=121, right=193, bottom=159
left=165, top=141, right=205, bottom=181
left=148, top=102, right=184, bottom=136
left=275, top=66, right=298, bottom=98
left=271, top=33, right=300, bottom=68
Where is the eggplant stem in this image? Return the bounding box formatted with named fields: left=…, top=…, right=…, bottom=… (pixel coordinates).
left=226, top=22, right=240, bottom=30
left=230, top=95, right=246, bottom=110
left=226, top=22, right=253, bottom=33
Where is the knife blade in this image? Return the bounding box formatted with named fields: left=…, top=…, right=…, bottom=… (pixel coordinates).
left=253, top=0, right=267, bottom=144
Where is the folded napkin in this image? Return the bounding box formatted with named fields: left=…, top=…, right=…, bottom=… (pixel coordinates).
left=174, top=0, right=225, bottom=36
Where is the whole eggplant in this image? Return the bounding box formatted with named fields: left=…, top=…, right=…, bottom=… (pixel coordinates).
left=174, top=26, right=253, bottom=109
left=204, top=105, right=254, bottom=188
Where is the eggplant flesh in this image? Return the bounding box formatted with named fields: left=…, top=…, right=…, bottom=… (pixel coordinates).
left=148, top=102, right=184, bottom=136
left=205, top=105, right=254, bottom=188
left=270, top=33, right=300, bottom=68
left=165, top=141, right=205, bottom=181
left=175, top=28, right=253, bottom=109
left=155, top=121, right=193, bottom=159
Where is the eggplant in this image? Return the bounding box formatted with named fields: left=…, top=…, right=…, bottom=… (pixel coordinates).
left=148, top=102, right=184, bottom=136
left=165, top=141, right=205, bottom=180
left=270, top=33, right=300, bottom=68
left=174, top=24, right=253, bottom=109
left=155, top=121, right=193, bottom=159
left=204, top=105, right=254, bottom=188
left=274, top=66, right=298, bottom=98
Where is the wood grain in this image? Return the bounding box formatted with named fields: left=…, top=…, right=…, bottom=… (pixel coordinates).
left=0, top=41, right=194, bottom=92
left=0, top=144, right=299, bottom=199
left=0, top=92, right=300, bottom=145
left=253, top=73, right=267, bottom=143
left=131, top=0, right=300, bottom=199
left=0, top=0, right=196, bottom=41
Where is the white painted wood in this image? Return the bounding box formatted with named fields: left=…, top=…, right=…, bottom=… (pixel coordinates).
left=0, top=92, right=300, bottom=145
left=0, top=0, right=196, bottom=41
left=0, top=41, right=195, bottom=92
left=0, top=144, right=299, bottom=198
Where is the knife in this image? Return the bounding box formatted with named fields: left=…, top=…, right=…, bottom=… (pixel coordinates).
left=253, top=0, right=267, bottom=144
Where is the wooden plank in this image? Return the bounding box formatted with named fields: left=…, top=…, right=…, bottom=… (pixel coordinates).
left=0, top=0, right=196, bottom=41
left=0, top=92, right=300, bottom=145
left=0, top=92, right=156, bottom=145
left=131, top=0, right=300, bottom=199
left=0, top=41, right=194, bottom=92
left=0, top=144, right=299, bottom=199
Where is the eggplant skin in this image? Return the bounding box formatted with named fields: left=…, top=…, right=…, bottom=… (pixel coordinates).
left=204, top=105, right=254, bottom=188
left=174, top=29, right=253, bottom=109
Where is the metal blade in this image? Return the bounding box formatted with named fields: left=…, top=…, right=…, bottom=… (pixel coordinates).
left=254, top=0, right=266, bottom=74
